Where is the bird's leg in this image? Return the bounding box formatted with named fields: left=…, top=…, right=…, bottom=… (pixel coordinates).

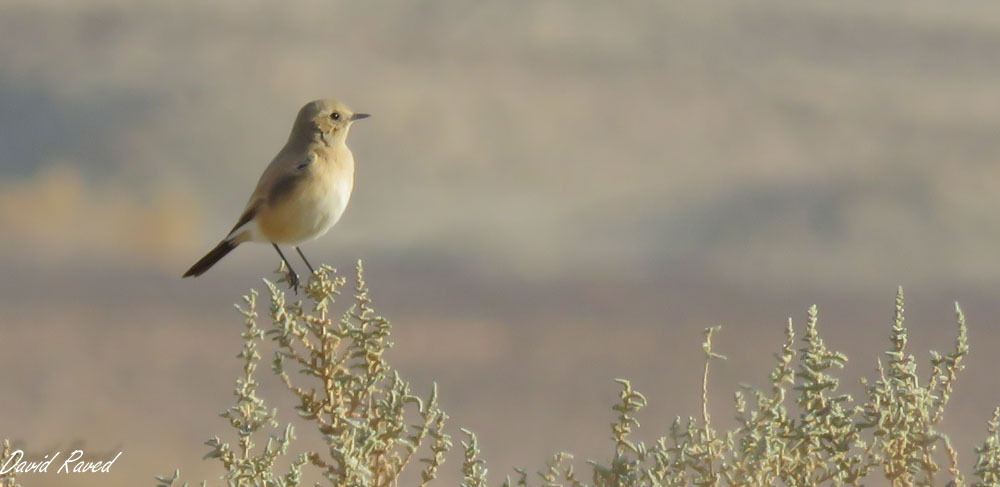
left=296, top=246, right=316, bottom=274
left=272, top=243, right=299, bottom=293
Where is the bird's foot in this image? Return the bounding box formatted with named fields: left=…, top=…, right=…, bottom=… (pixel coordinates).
left=287, top=270, right=300, bottom=294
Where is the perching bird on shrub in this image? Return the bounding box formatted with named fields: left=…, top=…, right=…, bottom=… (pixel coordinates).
left=183, top=99, right=369, bottom=292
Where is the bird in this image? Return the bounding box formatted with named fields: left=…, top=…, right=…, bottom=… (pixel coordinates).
left=183, top=99, right=369, bottom=292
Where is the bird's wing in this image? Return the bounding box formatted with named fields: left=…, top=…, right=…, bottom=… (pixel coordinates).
left=225, top=149, right=316, bottom=241
left=249, top=149, right=315, bottom=199
left=261, top=151, right=317, bottom=205
left=227, top=204, right=259, bottom=236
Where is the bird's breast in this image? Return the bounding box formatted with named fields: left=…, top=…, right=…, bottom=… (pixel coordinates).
left=256, top=154, right=354, bottom=244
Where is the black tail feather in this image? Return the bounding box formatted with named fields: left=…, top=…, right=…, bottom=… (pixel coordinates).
left=183, top=240, right=238, bottom=277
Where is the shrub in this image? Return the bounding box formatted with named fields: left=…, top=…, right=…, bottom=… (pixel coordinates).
left=5, top=263, right=990, bottom=487
left=157, top=262, right=450, bottom=487
left=0, top=441, right=21, bottom=487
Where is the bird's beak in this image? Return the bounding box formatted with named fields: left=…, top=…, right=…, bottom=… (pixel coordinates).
left=351, top=113, right=371, bottom=121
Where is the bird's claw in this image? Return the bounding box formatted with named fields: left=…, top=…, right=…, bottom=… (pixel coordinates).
left=287, top=270, right=300, bottom=294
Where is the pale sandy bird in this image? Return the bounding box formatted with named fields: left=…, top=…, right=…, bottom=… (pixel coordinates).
left=183, top=99, right=369, bottom=292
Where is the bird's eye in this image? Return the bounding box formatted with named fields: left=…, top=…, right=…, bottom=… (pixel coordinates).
left=331, top=112, right=341, bottom=121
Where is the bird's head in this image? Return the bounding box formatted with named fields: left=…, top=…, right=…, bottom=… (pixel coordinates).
left=292, top=99, right=370, bottom=146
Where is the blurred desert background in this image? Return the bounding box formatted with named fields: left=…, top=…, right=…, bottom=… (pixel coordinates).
left=2, top=0, right=1000, bottom=485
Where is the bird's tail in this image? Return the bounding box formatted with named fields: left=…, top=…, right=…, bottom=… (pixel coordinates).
left=183, top=239, right=239, bottom=278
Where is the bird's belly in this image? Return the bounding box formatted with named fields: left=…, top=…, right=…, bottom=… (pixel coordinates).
left=257, top=178, right=352, bottom=244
